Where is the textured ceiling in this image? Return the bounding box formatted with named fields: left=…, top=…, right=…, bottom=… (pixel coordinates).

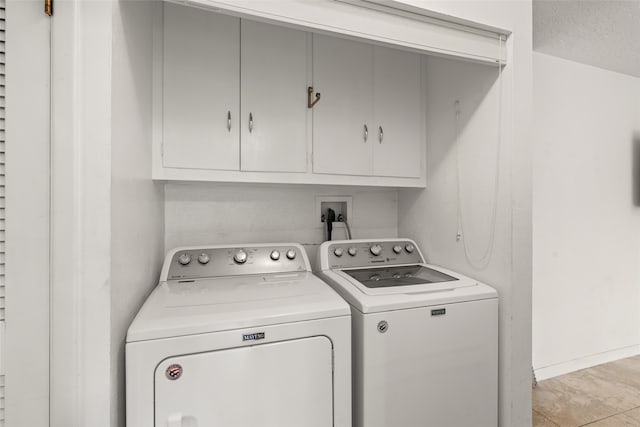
left=533, top=0, right=640, bottom=77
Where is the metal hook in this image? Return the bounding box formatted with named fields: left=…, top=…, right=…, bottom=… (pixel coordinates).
left=307, top=86, right=321, bottom=108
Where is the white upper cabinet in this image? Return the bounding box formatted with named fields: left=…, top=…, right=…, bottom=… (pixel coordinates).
left=372, top=46, right=422, bottom=178
left=162, top=3, right=240, bottom=171
left=154, top=5, right=427, bottom=187
left=312, top=34, right=374, bottom=176
left=240, top=21, right=309, bottom=173
left=312, top=35, right=423, bottom=178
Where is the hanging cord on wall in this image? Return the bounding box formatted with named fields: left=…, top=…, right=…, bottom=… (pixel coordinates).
left=337, top=214, right=352, bottom=240
left=455, top=35, right=504, bottom=270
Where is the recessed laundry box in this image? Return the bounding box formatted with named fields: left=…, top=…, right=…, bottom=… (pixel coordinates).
left=126, top=243, right=351, bottom=427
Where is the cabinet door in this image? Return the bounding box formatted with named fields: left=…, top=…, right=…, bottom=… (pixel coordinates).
left=373, top=46, right=422, bottom=178
left=241, top=21, right=309, bottom=173
left=163, top=3, right=240, bottom=170
left=312, top=34, right=374, bottom=176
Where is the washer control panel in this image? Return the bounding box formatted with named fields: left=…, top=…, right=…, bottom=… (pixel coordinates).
left=167, top=245, right=307, bottom=281
left=326, top=240, right=423, bottom=269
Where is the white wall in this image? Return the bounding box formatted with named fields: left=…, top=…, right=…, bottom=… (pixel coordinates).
left=532, top=52, right=640, bottom=379
left=165, top=183, right=398, bottom=267
left=110, top=2, right=165, bottom=427
left=398, top=3, right=533, bottom=426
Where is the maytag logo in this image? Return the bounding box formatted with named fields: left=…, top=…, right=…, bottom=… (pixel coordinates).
left=431, top=308, right=446, bottom=316
left=242, top=332, right=265, bottom=342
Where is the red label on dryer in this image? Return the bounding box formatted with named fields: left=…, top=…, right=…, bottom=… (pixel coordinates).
left=165, top=364, right=183, bottom=380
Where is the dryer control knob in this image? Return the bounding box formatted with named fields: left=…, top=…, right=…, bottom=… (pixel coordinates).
left=286, top=249, right=297, bottom=260
left=270, top=250, right=281, bottom=261
left=178, top=253, right=192, bottom=266
left=234, top=250, right=248, bottom=264
left=405, top=243, right=415, bottom=253
left=348, top=247, right=357, bottom=257
left=370, top=244, right=382, bottom=256
left=392, top=245, right=403, bottom=254
left=333, top=248, right=344, bottom=257
left=197, top=253, right=210, bottom=265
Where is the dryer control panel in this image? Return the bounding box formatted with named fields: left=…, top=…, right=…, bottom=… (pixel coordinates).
left=164, top=244, right=308, bottom=281
left=324, top=239, right=424, bottom=269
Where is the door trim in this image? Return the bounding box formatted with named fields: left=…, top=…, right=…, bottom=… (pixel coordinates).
left=49, top=1, right=113, bottom=426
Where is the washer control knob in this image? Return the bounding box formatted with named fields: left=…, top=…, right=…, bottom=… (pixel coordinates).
left=178, top=253, right=192, bottom=266
left=197, top=253, right=210, bottom=265
left=233, top=250, right=248, bottom=264
left=333, top=248, right=344, bottom=257
left=270, top=250, right=281, bottom=261
left=286, top=249, right=297, bottom=260
left=348, top=247, right=357, bottom=257
left=393, top=245, right=403, bottom=254
left=405, top=243, right=415, bottom=253
left=370, top=244, right=382, bottom=256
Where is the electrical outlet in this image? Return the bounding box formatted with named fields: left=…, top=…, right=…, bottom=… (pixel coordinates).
left=315, top=196, right=353, bottom=223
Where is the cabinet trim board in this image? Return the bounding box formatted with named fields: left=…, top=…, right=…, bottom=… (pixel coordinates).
left=167, top=0, right=507, bottom=65
left=153, top=167, right=426, bottom=188
left=336, top=0, right=511, bottom=39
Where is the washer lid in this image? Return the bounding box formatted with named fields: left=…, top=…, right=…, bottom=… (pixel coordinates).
left=318, top=263, right=497, bottom=313
left=343, top=264, right=460, bottom=289
left=126, top=272, right=350, bottom=342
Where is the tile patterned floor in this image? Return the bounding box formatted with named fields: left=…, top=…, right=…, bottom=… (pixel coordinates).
left=533, top=355, right=640, bottom=426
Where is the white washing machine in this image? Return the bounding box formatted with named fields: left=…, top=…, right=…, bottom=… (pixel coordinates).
left=126, top=243, right=351, bottom=427
left=316, top=238, right=498, bottom=427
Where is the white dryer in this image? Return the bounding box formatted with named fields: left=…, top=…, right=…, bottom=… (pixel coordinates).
left=126, top=243, right=351, bottom=427
left=316, top=238, right=498, bottom=427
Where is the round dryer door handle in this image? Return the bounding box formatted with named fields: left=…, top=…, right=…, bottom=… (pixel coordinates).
left=167, top=413, right=181, bottom=427
left=167, top=413, right=197, bottom=427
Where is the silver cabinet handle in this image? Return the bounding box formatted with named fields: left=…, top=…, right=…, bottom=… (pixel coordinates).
left=363, top=124, right=368, bottom=142
left=227, top=111, right=231, bottom=132
left=249, top=112, right=253, bottom=133
left=378, top=126, right=383, bottom=143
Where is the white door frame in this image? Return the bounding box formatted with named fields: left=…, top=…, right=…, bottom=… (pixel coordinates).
left=49, top=1, right=113, bottom=426
left=5, top=1, right=51, bottom=426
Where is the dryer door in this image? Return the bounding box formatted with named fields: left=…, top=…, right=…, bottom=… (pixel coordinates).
left=154, top=336, right=333, bottom=427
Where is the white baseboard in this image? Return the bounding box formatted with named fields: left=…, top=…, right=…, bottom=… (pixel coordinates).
left=534, top=345, right=640, bottom=381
